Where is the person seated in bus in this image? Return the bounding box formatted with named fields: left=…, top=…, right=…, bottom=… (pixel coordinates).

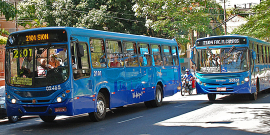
left=72, top=57, right=77, bottom=69
left=37, top=59, right=49, bottom=77
left=154, top=55, right=162, bottom=66
left=99, top=54, right=106, bottom=67
left=146, top=55, right=152, bottom=66
left=21, top=56, right=33, bottom=77
left=163, top=57, right=167, bottom=66
left=110, top=57, right=120, bottom=67
left=49, top=54, right=60, bottom=68
left=58, top=48, right=67, bottom=66
left=139, top=57, right=146, bottom=66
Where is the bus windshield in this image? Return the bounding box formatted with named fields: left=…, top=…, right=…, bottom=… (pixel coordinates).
left=196, top=47, right=250, bottom=73
left=5, top=45, right=69, bottom=87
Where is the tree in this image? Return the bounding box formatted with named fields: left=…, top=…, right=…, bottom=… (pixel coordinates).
left=232, top=0, right=270, bottom=41
left=0, top=35, right=7, bottom=45
left=133, top=0, right=223, bottom=54
left=16, top=0, right=148, bottom=35
left=0, top=0, right=16, bottom=21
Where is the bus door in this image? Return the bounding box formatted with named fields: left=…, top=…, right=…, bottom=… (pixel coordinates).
left=105, top=40, right=127, bottom=108
left=123, top=42, right=142, bottom=104
left=162, top=45, right=175, bottom=96
left=138, top=43, right=155, bottom=102
left=172, top=46, right=181, bottom=92
left=71, top=37, right=92, bottom=115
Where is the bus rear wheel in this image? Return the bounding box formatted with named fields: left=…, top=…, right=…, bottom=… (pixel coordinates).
left=151, top=85, right=163, bottom=107
left=208, top=94, right=216, bottom=101
left=39, top=115, right=56, bottom=122
left=89, top=92, right=106, bottom=122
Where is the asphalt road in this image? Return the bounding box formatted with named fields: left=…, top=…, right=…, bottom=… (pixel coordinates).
left=1, top=90, right=270, bottom=135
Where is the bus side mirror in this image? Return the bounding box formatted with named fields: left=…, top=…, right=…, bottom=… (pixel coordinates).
left=252, top=51, right=256, bottom=60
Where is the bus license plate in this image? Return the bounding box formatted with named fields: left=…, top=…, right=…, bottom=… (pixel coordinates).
left=217, top=87, right=226, bottom=91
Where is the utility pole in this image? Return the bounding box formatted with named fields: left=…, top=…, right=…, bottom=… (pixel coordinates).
left=224, top=0, right=227, bottom=35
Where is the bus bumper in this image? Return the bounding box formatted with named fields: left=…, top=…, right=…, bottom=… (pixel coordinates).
left=6, top=98, right=74, bottom=117
left=196, top=82, right=253, bottom=94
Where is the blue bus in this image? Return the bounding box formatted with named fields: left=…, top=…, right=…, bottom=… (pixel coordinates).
left=5, top=27, right=181, bottom=122
left=191, top=35, right=270, bottom=101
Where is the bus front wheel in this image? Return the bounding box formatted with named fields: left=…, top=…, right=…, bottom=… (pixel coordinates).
left=208, top=94, right=216, bottom=101
left=89, top=92, right=106, bottom=122
left=8, top=116, right=19, bottom=123
left=249, top=91, right=258, bottom=100
left=39, top=115, right=56, bottom=122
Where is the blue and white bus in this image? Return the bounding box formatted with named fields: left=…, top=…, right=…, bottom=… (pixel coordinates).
left=191, top=35, right=270, bottom=101
left=5, top=27, right=181, bottom=122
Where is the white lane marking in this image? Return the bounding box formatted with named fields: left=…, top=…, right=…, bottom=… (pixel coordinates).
left=118, top=116, right=143, bottom=124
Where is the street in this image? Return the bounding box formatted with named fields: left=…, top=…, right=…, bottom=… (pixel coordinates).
left=1, top=90, right=270, bottom=135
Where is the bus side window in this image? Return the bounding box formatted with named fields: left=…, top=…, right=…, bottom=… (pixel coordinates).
left=163, top=45, right=173, bottom=66
left=90, top=38, right=106, bottom=68
left=172, top=46, right=179, bottom=66
left=152, top=44, right=162, bottom=66
left=72, top=42, right=90, bottom=79
left=123, top=42, right=138, bottom=67
left=107, top=40, right=123, bottom=68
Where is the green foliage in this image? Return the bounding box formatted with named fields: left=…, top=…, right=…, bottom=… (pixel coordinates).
left=17, top=0, right=148, bottom=35
left=133, top=0, right=224, bottom=53
left=0, top=0, right=16, bottom=21
left=0, top=35, right=7, bottom=45
left=0, top=28, right=9, bottom=36
left=232, top=0, right=270, bottom=41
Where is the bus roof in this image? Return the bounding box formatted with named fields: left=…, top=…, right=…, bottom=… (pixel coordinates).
left=10, top=27, right=178, bottom=46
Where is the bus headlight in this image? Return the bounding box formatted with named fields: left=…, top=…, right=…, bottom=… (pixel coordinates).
left=11, top=99, right=16, bottom=104
left=57, top=97, right=62, bottom=103
left=244, top=77, right=249, bottom=82
left=203, top=83, right=206, bottom=86
left=53, top=91, right=70, bottom=103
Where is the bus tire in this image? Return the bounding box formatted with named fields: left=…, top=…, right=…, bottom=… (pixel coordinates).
left=208, top=94, right=216, bottom=101
left=144, top=101, right=152, bottom=108
left=150, top=85, right=163, bottom=107
left=39, top=116, right=56, bottom=122
left=89, top=93, right=106, bottom=122
left=8, top=116, right=19, bottom=123
left=250, top=79, right=259, bottom=100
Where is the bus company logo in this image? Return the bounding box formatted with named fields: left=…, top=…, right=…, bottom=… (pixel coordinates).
left=94, top=71, right=102, bottom=76
left=32, top=99, right=37, bottom=104
left=132, top=91, right=144, bottom=99
left=216, top=79, right=226, bottom=82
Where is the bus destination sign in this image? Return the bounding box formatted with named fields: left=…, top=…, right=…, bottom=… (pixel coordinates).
left=26, top=33, right=49, bottom=42
left=7, top=30, right=68, bottom=46
left=196, top=37, right=247, bottom=46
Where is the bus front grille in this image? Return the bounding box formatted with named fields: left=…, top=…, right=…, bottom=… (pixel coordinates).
left=15, top=91, right=55, bottom=98
left=23, top=106, right=48, bottom=112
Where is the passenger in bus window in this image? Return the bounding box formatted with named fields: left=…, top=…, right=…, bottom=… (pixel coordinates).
left=110, top=57, right=120, bottom=67
left=146, top=55, right=152, bottom=66
left=72, top=57, right=77, bottom=69
left=99, top=54, right=106, bottom=67
left=49, top=54, right=60, bottom=68
left=37, top=59, right=48, bottom=77
left=139, top=57, right=146, bottom=66
left=58, top=48, right=67, bottom=66
left=163, top=57, right=167, bottom=66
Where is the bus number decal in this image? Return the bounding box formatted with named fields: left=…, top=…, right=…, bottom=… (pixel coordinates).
left=13, top=49, right=33, bottom=58
left=46, top=85, right=61, bottom=91
left=229, top=78, right=239, bottom=82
